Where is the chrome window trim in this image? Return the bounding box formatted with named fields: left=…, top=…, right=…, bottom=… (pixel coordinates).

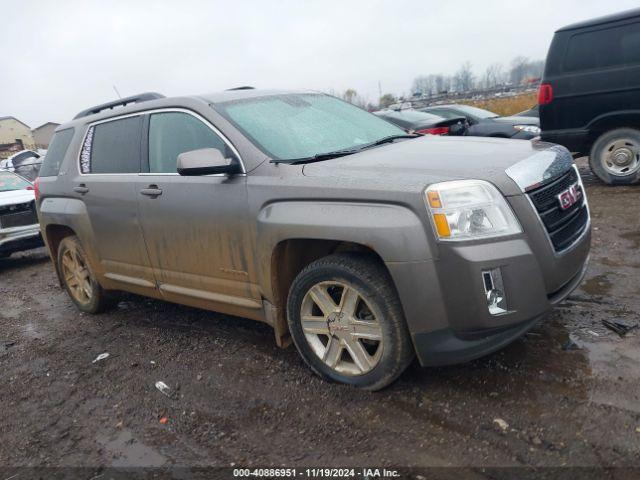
left=76, top=108, right=246, bottom=176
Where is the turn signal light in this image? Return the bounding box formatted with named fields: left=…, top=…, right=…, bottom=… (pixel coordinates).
left=432, top=213, right=451, bottom=238
left=427, top=191, right=442, bottom=209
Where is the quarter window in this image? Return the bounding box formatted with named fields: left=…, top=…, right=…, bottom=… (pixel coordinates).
left=81, top=116, right=142, bottom=174
left=39, top=128, right=74, bottom=177
left=148, top=112, right=231, bottom=173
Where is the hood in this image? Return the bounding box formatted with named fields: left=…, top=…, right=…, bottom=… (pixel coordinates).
left=491, top=115, right=540, bottom=126
left=0, top=189, right=35, bottom=207
left=302, top=136, right=570, bottom=196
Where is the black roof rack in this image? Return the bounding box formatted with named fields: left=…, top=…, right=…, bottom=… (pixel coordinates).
left=73, top=92, right=165, bottom=120
left=226, top=86, right=255, bottom=91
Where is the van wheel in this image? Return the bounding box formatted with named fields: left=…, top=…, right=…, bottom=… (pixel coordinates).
left=58, top=236, right=113, bottom=314
left=287, top=253, right=414, bottom=391
left=589, top=128, right=640, bottom=185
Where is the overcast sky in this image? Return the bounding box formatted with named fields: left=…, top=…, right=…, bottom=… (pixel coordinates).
left=2, top=0, right=638, bottom=127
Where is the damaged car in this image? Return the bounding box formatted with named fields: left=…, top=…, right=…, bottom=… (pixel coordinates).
left=36, top=90, right=590, bottom=390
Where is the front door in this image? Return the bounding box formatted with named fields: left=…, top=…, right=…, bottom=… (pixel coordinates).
left=135, top=110, right=261, bottom=318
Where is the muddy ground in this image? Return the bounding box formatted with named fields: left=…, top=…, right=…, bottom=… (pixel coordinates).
left=1, top=158, right=639, bottom=473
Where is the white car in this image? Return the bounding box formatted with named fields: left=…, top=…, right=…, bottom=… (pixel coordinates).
left=0, top=171, right=43, bottom=258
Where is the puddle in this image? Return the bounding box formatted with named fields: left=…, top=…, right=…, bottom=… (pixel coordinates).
left=580, top=273, right=613, bottom=296
left=97, top=429, right=166, bottom=467
left=620, top=231, right=640, bottom=249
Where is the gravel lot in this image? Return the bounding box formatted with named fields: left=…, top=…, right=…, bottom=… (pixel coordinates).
left=1, top=159, right=639, bottom=472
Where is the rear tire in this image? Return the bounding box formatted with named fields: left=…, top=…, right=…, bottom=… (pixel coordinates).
left=57, top=236, right=114, bottom=314
left=287, top=253, right=414, bottom=391
left=589, top=128, right=640, bottom=185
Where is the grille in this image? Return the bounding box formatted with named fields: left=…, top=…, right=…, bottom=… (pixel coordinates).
left=527, top=168, right=589, bottom=252
left=0, top=201, right=38, bottom=229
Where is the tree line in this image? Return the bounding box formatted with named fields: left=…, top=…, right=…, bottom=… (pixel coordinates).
left=411, top=56, right=545, bottom=97
left=332, top=56, right=544, bottom=110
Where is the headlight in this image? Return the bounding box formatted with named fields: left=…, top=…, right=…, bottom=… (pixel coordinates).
left=425, top=180, right=522, bottom=241
left=513, top=125, right=541, bottom=134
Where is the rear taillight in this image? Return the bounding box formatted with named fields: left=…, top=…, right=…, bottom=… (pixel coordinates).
left=538, top=83, right=553, bottom=105
left=33, top=177, right=40, bottom=201
left=417, top=126, right=450, bottom=135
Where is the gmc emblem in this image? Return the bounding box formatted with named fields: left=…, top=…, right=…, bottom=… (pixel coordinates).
left=557, top=184, right=582, bottom=210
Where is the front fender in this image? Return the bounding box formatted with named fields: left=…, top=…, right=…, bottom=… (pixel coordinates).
left=256, top=200, right=433, bottom=301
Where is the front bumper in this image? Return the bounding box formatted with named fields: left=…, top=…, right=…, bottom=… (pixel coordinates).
left=0, top=224, right=44, bottom=255
left=386, top=228, right=590, bottom=367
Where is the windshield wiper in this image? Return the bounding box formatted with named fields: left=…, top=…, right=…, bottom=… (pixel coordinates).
left=272, top=134, right=419, bottom=165
left=364, top=134, right=420, bottom=148
left=273, top=148, right=363, bottom=165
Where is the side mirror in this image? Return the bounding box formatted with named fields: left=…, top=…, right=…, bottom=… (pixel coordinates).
left=177, top=148, right=240, bottom=176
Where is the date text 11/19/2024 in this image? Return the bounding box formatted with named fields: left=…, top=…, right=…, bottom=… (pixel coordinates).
left=232, top=468, right=401, bottom=478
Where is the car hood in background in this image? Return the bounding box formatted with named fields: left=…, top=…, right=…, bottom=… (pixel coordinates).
left=490, top=115, right=540, bottom=126
left=302, top=136, right=567, bottom=196
left=0, top=189, right=35, bottom=208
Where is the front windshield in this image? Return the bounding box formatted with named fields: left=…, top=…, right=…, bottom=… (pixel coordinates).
left=450, top=105, right=498, bottom=119
left=0, top=172, right=31, bottom=192
left=214, top=94, right=405, bottom=161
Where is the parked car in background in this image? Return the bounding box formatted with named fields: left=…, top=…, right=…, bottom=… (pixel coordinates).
left=420, top=104, right=541, bottom=139
left=539, top=8, right=640, bottom=185
left=0, top=150, right=43, bottom=182
left=0, top=171, right=43, bottom=258
left=373, top=109, right=467, bottom=136
left=516, top=105, right=539, bottom=118
left=36, top=90, right=589, bottom=390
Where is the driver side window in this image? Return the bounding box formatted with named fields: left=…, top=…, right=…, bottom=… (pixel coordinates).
left=148, top=112, right=230, bottom=173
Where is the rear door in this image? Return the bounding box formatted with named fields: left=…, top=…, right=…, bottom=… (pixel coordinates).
left=135, top=110, right=261, bottom=318
left=74, top=115, right=156, bottom=291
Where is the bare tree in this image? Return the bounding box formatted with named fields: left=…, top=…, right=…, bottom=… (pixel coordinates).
left=483, top=63, right=505, bottom=89
left=510, top=56, right=530, bottom=85
left=454, top=62, right=475, bottom=92
left=412, top=75, right=435, bottom=96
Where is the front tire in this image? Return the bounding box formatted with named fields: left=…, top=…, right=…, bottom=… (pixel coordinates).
left=287, top=254, right=414, bottom=391
left=57, top=236, right=114, bottom=314
left=589, top=128, right=640, bottom=185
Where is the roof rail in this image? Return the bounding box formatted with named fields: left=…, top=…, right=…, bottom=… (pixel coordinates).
left=73, top=92, right=165, bottom=120
left=226, top=86, right=255, bottom=91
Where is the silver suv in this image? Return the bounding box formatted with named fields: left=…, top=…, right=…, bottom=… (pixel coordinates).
left=36, top=90, right=591, bottom=390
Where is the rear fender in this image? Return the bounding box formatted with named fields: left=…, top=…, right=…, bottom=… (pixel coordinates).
left=38, top=197, right=102, bottom=276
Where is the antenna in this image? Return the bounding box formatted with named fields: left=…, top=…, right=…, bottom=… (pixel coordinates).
left=113, top=85, right=122, bottom=99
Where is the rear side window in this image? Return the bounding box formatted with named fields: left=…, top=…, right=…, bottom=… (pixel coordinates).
left=147, top=112, right=230, bottom=173
left=81, top=116, right=142, bottom=174
left=39, top=128, right=74, bottom=177
left=565, top=22, right=640, bottom=72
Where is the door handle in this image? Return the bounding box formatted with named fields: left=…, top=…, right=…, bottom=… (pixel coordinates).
left=140, top=185, right=163, bottom=197
left=74, top=184, right=89, bottom=194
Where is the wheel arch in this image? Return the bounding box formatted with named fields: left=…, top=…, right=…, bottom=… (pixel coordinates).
left=587, top=111, right=640, bottom=145
left=256, top=200, right=432, bottom=346
left=44, top=224, right=78, bottom=284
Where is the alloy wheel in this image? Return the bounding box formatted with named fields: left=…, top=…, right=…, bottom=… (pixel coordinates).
left=300, top=281, right=383, bottom=376
left=61, top=248, right=93, bottom=304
